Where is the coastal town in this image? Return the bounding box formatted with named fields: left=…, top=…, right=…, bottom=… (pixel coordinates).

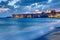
left=7, top=10, right=60, bottom=18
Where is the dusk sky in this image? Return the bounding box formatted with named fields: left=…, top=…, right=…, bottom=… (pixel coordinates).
left=0, top=0, right=60, bottom=17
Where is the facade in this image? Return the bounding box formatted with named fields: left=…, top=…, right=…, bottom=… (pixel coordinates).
left=12, top=14, right=24, bottom=18
left=12, top=14, right=41, bottom=18
left=9, top=10, right=60, bottom=18
left=46, top=10, right=60, bottom=18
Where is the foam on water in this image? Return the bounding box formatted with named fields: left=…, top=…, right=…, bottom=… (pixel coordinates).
left=0, top=18, right=59, bottom=40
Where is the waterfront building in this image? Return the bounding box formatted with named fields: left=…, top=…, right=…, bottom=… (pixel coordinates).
left=7, top=10, right=60, bottom=18
left=26, top=14, right=32, bottom=18
left=40, top=12, right=48, bottom=18
left=46, top=10, right=56, bottom=18
left=33, top=14, right=39, bottom=18
left=12, top=14, right=24, bottom=18
left=46, top=10, right=51, bottom=13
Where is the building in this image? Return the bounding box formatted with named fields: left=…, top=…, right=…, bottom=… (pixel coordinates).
left=12, top=14, right=24, bottom=18
left=40, top=12, right=48, bottom=18
left=12, top=14, right=41, bottom=18
left=7, top=10, right=60, bottom=18
left=46, top=10, right=57, bottom=18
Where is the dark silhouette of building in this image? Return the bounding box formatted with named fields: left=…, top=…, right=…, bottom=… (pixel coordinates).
left=40, top=12, right=48, bottom=18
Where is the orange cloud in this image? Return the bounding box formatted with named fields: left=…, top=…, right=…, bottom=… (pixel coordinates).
left=0, top=8, right=9, bottom=11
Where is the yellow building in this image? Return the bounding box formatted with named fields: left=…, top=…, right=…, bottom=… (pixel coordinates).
left=46, top=10, right=58, bottom=18
left=11, top=10, right=60, bottom=18
left=46, top=10, right=52, bottom=13
left=12, top=14, right=24, bottom=18
left=54, top=12, right=60, bottom=18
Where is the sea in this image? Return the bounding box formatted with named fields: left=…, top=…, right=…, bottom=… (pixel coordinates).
left=0, top=18, right=60, bottom=40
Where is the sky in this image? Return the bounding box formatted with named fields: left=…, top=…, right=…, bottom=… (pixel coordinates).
left=0, top=0, right=60, bottom=17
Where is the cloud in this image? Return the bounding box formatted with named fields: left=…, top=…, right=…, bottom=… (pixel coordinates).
left=0, top=0, right=7, bottom=2
left=47, top=0, right=52, bottom=3
left=0, top=8, right=9, bottom=11
left=8, top=0, right=20, bottom=6
left=0, top=0, right=60, bottom=17
left=0, top=8, right=10, bottom=13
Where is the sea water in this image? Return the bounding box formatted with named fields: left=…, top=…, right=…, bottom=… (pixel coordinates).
left=0, top=18, right=60, bottom=40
